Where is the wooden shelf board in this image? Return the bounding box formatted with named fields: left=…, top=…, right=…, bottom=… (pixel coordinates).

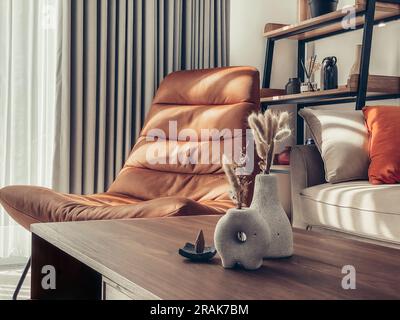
left=260, top=88, right=286, bottom=99
left=347, top=74, right=400, bottom=93
left=264, top=1, right=400, bottom=40
left=264, top=23, right=289, bottom=34
left=261, top=87, right=354, bottom=103
left=261, top=74, right=400, bottom=104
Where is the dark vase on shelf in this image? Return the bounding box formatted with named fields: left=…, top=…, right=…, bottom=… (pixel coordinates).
left=306, top=138, right=315, bottom=146
left=321, top=56, right=338, bottom=90
left=285, top=78, right=301, bottom=95
left=308, top=0, right=338, bottom=18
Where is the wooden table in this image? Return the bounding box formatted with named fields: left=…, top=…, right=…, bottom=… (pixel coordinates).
left=30, top=216, right=400, bottom=300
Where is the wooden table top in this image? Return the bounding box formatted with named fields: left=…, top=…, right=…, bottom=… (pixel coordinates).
left=31, top=216, right=400, bottom=300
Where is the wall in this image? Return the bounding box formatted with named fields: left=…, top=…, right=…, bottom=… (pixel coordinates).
left=230, top=0, right=298, bottom=150
left=230, top=0, right=298, bottom=88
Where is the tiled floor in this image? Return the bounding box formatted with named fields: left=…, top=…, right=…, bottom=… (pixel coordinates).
left=0, top=266, right=30, bottom=300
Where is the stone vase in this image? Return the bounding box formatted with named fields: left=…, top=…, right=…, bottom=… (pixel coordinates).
left=214, top=208, right=271, bottom=271
left=251, top=174, right=293, bottom=259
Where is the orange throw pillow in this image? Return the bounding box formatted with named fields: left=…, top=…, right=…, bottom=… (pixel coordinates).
left=363, top=106, right=400, bottom=185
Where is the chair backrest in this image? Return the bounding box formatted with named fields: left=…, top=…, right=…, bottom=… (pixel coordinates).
left=108, top=67, right=260, bottom=203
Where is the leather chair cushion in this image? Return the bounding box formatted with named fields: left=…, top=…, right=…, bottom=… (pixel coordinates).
left=153, top=67, right=260, bottom=106
left=110, top=66, right=260, bottom=204
left=0, top=185, right=232, bottom=230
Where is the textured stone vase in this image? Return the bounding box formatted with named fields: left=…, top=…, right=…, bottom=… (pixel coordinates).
left=251, top=174, right=293, bottom=259
left=214, top=208, right=271, bottom=270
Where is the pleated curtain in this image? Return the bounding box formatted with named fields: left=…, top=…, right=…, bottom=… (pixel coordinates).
left=53, top=0, right=230, bottom=195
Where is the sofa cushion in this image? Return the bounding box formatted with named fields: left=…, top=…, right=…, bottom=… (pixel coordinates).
left=300, top=182, right=400, bottom=243
left=299, top=108, right=369, bottom=184
left=363, top=106, right=400, bottom=185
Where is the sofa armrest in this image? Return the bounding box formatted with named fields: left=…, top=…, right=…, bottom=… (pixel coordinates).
left=290, top=145, right=326, bottom=228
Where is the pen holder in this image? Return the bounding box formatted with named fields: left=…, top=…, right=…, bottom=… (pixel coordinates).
left=301, top=82, right=318, bottom=93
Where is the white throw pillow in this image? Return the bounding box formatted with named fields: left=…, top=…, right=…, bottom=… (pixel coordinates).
left=299, top=108, right=370, bottom=184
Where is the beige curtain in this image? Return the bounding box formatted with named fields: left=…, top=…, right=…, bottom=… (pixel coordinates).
left=53, top=0, right=230, bottom=194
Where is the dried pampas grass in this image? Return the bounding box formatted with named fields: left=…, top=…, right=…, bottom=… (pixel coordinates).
left=222, top=155, right=250, bottom=210
left=248, top=110, right=291, bottom=174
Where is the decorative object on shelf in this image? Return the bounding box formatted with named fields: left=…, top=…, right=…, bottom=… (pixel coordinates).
left=248, top=111, right=294, bottom=259
left=298, top=0, right=310, bottom=22
left=214, top=156, right=270, bottom=270
left=179, top=230, right=217, bottom=262
left=321, top=56, right=338, bottom=90
left=301, top=55, right=321, bottom=92
left=285, top=78, right=301, bottom=95
left=277, top=146, right=292, bottom=166
left=301, top=82, right=318, bottom=93
left=308, top=0, right=339, bottom=18
left=306, top=138, right=315, bottom=145
left=350, top=44, right=363, bottom=75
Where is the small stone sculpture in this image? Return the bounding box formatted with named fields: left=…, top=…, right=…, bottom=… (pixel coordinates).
left=214, top=208, right=270, bottom=270
left=179, top=230, right=217, bottom=262
left=213, top=155, right=271, bottom=271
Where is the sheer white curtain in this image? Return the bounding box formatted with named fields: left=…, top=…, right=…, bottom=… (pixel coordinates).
left=0, top=0, right=60, bottom=265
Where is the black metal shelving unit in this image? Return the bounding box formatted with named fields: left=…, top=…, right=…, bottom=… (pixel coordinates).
left=262, top=0, right=400, bottom=144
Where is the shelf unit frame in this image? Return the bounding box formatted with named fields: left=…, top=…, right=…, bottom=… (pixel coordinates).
left=262, top=0, right=400, bottom=144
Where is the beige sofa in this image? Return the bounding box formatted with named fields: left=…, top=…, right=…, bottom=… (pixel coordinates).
left=291, top=145, right=400, bottom=246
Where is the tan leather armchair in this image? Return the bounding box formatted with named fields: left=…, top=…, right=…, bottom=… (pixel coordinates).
left=0, top=67, right=260, bottom=230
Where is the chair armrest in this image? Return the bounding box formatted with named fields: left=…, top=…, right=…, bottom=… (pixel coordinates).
left=290, top=145, right=326, bottom=228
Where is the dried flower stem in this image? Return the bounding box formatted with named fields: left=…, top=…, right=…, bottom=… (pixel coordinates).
left=222, top=154, right=249, bottom=210
left=248, top=110, right=292, bottom=175
left=266, top=140, right=275, bottom=174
